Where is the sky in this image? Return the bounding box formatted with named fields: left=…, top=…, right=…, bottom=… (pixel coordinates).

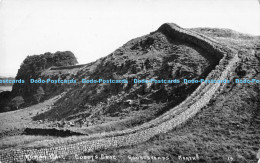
left=0, top=0, right=259, bottom=77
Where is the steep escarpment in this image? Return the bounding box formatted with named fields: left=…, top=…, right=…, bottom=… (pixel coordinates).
left=33, top=24, right=223, bottom=135
left=5, top=51, right=78, bottom=111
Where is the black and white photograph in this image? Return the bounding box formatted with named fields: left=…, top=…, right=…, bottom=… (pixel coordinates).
left=0, top=0, right=259, bottom=162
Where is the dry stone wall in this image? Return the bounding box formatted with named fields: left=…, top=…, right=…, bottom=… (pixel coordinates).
left=0, top=23, right=238, bottom=163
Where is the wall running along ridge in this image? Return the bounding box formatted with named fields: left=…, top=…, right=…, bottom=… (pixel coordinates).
left=0, top=23, right=239, bottom=162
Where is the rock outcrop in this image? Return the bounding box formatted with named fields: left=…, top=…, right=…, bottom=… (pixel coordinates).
left=6, top=51, right=78, bottom=110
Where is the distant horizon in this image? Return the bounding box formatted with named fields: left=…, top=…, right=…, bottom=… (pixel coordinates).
left=1, top=0, right=260, bottom=77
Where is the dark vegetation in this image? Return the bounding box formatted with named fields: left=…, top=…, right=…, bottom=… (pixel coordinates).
left=0, top=77, right=14, bottom=112
left=22, top=128, right=85, bottom=137
left=0, top=91, right=12, bottom=112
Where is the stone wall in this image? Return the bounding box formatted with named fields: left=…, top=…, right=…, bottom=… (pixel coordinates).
left=0, top=24, right=238, bottom=163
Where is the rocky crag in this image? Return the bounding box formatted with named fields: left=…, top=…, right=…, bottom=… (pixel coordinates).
left=0, top=51, right=78, bottom=112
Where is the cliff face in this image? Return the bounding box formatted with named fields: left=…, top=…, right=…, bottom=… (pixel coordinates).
left=11, top=51, right=78, bottom=107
